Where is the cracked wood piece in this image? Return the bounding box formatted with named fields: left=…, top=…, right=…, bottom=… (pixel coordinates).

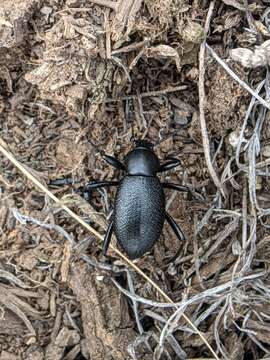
left=70, top=263, right=136, bottom=360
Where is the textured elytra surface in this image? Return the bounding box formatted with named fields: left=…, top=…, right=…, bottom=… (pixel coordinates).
left=114, top=176, right=165, bottom=259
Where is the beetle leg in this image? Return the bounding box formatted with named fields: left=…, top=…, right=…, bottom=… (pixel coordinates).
left=49, top=179, right=119, bottom=203
left=83, top=180, right=119, bottom=191
left=165, top=212, right=185, bottom=242
left=49, top=178, right=80, bottom=186
left=77, top=180, right=119, bottom=202
left=162, top=182, right=190, bottom=192
left=162, top=183, right=204, bottom=201
left=162, top=212, right=185, bottom=264
left=158, top=158, right=181, bottom=173
left=102, top=153, right=126, bottom=171
left=102, top=220, right=114, bottom=255
left=50, top=179, right=118, bottom=190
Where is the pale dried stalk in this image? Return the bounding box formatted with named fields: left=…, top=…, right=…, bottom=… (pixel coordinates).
left=0, top=141, right=219, bottom=360
left=105, top=85, right=187, bottom=102
left=198, top=1, right=226, bottom=198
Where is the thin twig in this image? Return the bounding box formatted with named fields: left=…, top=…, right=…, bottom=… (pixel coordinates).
left=235, top=80, right=265, bottom=168
left=105, top=85, right=188, bottom=102
left=242, top=178, right=248, bottom=251
left=198, top=1, right=226, bottom=198
left=193, top=215, right=204, bottom=290
left=104, top=9, right=111, bottom=59
left=0, top=140, right=220, bottom=360
left=136, top=90, right=147, bottom=128
left=111, top=39, right=148, bottom=55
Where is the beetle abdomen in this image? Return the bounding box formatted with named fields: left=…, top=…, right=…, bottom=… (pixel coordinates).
left=114, top=176, right=165, bottom=259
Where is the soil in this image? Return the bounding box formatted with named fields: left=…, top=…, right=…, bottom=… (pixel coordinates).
left=0, top=0, right=270, bottom=359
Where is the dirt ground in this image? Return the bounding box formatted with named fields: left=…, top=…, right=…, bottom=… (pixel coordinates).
left=0, top=0, right=270, bottom=359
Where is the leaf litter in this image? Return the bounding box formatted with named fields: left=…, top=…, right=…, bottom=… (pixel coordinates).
left=0, top=0, right=270, bottom=359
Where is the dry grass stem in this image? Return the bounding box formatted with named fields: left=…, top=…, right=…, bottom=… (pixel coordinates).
left=105, top=85, right=188, bottom=102
left=198, top=1, right=226, bottom=198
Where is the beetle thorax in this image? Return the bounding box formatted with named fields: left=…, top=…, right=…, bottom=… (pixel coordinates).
left=124, top=148, right=160, bottom=176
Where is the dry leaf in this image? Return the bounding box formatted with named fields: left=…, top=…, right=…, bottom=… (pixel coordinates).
left=145, top=45, right=181, bottom=71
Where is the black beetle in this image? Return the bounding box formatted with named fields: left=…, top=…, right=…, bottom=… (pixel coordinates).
left=84, top=140, right=192, bottom=259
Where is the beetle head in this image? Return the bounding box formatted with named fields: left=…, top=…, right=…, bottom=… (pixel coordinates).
left=125, top=140, right=160, bottom=176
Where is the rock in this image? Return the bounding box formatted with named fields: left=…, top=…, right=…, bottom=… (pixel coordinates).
left=262, top=145, right=270, bottom=158
left=228, top=130, right=241, bottom=148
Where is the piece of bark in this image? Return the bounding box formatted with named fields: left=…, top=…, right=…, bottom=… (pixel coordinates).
left=70, top=263, right=136, bottom=360
left=45, top=327, right=80, bottom=360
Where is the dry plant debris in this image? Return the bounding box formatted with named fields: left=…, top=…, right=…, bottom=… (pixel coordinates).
left=0, top=0, right=270, bottom=359
left=231, top=40, right=270, bottom=68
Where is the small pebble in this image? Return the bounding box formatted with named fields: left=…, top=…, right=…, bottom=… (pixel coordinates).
left=40, top=6, right=52, bottom=16
left=262, top=145, right=270, bottom=158
left=232, top=240, right=242, bottom=256
left=167, top=263, right=177, bottom=276
left=23, top=117, right=34, bottom=126
left=96, top=275, right=104, bottom=282
left=25, top=336, right=37, bottom=345
left=228, top=130, right=240, bottom=148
